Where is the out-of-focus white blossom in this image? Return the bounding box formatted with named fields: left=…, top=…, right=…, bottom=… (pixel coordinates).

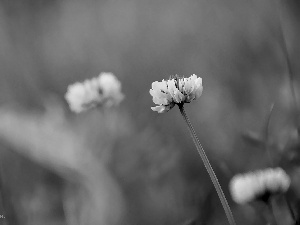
left=97, top=73, right=124, bottom=107
left=150, top=74, right=203, bottom=113
left=65, top=72, right=124, bottom=113
left=229, top=167, right=291, bottom=204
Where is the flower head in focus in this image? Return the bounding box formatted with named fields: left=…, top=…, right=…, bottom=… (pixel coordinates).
left=229, top=167, right=291, bottom=204
left=65, top=72, right=124, bottom=113
left=150, top=74, right=203, bottom=113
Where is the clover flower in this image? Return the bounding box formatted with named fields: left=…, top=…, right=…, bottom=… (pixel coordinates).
left=229, top=167, right=291, bottom=204
left=65, top=72, right=124, bottom=113
left=149, top=74, right=236, bottom=225
left=150, top=74, right=203, bottom=113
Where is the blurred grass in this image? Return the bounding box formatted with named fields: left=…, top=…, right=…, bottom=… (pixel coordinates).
left=0, top=0, right=299, bottom=224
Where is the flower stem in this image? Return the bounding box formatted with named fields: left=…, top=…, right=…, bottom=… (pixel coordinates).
left=268, top=199, right=278, bottom=225
left=264, top=103, right=275, bottom=166
left=284, top=195, right=297, bottom=224
left=178, top=104, right=236, bottom=225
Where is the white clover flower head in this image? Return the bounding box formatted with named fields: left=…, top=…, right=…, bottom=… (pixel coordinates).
left=229, top=167, right=291, bottom=204
left=150, top=74, right=203, bottom=113
left=65, top=72, right=124, bottom=113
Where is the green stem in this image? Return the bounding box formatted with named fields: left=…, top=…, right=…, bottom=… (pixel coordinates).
left=178, top=104, right=236, bottom=225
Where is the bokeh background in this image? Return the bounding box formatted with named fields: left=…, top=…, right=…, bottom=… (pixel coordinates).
left=0, top=0, right=299, bottom=224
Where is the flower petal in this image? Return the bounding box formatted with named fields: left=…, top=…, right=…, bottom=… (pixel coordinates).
left=167, top=79, right=184, bottom=103
left=151, top=105, right=168, bottom=113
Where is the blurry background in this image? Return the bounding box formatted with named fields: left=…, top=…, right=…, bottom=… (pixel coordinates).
left=0, top=0, right=299, bottom=224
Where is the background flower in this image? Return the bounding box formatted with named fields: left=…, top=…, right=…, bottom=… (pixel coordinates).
left=98, top=72, right=124, bottom=107
left=65, top=73, right=124, bottom=113
left=229, top=168, right=291, bottom=204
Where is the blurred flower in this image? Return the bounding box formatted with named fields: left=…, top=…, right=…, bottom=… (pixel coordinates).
left=150, top=74, right=203, bottom=113
left=65, top=72, right=124, bottom=113
left=229, top=167, right=291, bottom=204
